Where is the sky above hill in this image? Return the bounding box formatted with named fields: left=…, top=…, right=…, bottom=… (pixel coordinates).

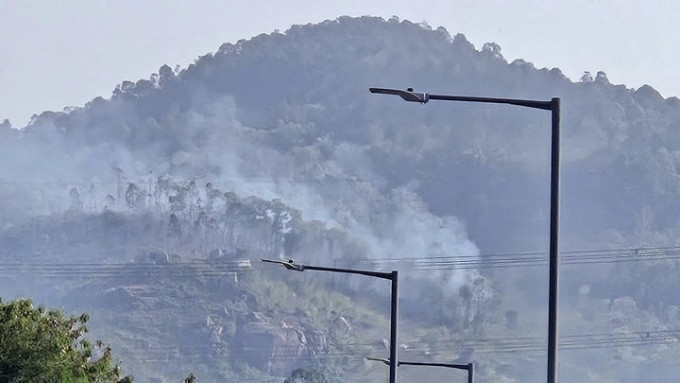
left=1, top=0, right=678, bottom=128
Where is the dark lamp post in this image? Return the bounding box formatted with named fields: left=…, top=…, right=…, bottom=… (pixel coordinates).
left=367, top=357, right=474, bottom=383
left=262, top=259, right=399, bottom=383
left=369, top=87, right=560, bottom=383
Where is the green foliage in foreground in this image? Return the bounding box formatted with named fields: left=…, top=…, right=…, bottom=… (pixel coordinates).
left=0, top=298, right=132, bottom=383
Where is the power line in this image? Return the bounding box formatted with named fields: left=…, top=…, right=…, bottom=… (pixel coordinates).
left=1, top=245, right=679, bottom=279
left=104, top=329, right=680, bottom=364
left=0, top=260, right=255, bottom=279
left=349, top=245, right=680, bottom=270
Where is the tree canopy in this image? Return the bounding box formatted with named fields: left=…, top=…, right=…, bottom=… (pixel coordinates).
left=0, top=298, right=132, bottom=383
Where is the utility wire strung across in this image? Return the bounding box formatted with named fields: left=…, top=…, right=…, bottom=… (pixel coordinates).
left=350, top=245, right=680, bottom=270
left=2, top=245, right=676, bottom=278
left=108, top=328, right=680, bottom=364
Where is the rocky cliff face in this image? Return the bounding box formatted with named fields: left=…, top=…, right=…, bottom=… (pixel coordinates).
left=234, top=313, right=328, bottom=376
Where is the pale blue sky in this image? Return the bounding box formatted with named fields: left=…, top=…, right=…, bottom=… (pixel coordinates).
left=1, top=0, right=678, bottom=127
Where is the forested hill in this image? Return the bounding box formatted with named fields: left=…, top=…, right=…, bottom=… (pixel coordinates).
left=2, top=15, right=680, bottom=382
left=3, top=16, right=679, bottom=255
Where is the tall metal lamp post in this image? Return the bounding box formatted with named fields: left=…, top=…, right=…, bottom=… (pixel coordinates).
left=368, top=357, right=474, bottom=383
left=369, top=87, right=561, bottom=383
left=262, top=258, right=399, bottom=383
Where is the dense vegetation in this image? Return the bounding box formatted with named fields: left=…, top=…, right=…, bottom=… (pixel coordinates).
left=0, top=299, right=132, bottom=383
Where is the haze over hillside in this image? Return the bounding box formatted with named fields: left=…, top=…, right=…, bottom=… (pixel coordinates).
left=1, top=16, right=680, bottom=382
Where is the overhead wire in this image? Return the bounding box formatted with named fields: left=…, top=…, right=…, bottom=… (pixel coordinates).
left=1, top=245, right=680, bottom=279
left=2, top=246, right=679, bottom=360
left=349, top=245, right=680, bottom=270
left=103, top=329, right=680, bottom=364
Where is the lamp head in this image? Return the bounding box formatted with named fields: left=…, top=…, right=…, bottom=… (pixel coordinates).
left=261, top=258, right=304, bottom=271
left=366, top=357, right=391, bottom=366
left=369, top=87, right=429, bottom=103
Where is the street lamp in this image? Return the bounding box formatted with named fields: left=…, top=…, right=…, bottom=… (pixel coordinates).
left=369, top=87, right=560, bottom=383
left=262, top=258, right=399, bottom=383
left=367, top=357, right=474, bottom=383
